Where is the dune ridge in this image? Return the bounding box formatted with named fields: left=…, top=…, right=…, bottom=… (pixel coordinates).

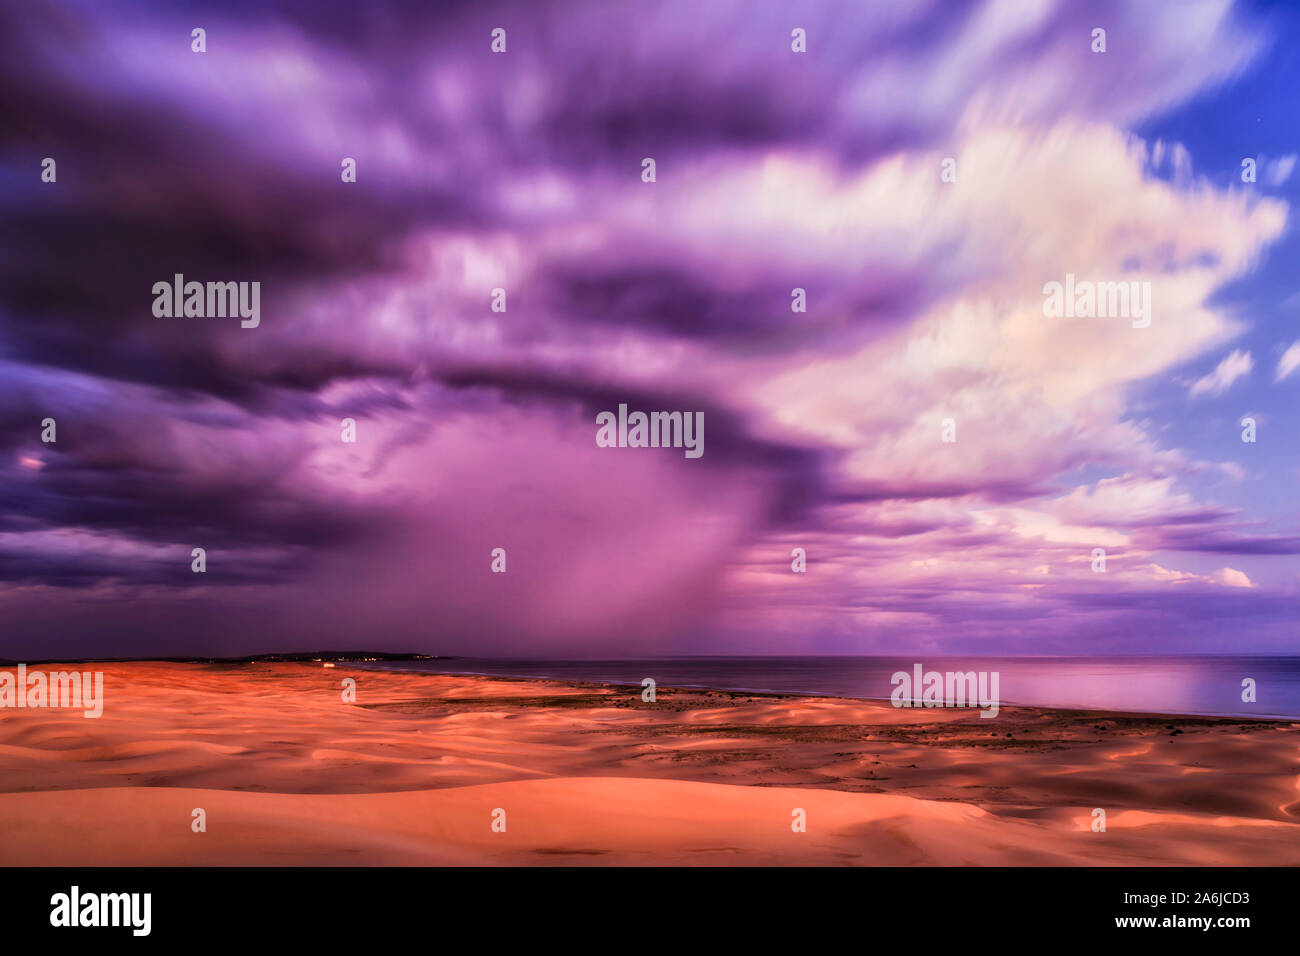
left=0, top=662, right=1296, bottom=865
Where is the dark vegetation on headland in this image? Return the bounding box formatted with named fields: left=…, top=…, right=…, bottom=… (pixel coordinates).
left=0, top=652, right=449, bottom=666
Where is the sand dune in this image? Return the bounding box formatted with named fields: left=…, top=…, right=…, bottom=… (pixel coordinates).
left=0, top=662, right=1297, bottom=865
left=3, top=778, right=1296, bottom=866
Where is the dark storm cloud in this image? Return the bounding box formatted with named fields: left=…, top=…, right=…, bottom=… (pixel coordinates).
left=0, top=0, right=1291, bottom=657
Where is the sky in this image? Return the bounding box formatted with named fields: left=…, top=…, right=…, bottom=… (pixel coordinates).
left=0, top=0, right=1297, bottom=659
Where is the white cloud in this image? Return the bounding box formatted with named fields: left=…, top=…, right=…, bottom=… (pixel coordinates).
left=1213, top=567, right=1255, bottom=588
left=1189, top=349, right=1252, bottom=397
left=1264, top=154, right=1297, bottom=187
left=1275, top=341, right=1300, bottom=382
left=1147, top=563, right=1254, bottom=588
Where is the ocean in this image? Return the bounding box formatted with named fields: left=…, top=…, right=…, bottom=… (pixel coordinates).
left=355, top=655, right=1300, bottom=720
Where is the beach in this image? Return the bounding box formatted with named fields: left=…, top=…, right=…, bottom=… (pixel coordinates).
left=0, top=661, right=1297, bottom=865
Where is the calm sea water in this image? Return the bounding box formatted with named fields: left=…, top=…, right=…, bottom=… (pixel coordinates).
left=357, top=656, right=1300, bottom=720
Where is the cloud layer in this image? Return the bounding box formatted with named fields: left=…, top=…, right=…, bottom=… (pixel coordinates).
left=0, top=0, right=1296, bottom=657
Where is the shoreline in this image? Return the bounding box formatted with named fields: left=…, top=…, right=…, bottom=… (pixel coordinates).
left=6, top=654, right=1298, bottom=720
left=345, top=660, right=1300, bottom=723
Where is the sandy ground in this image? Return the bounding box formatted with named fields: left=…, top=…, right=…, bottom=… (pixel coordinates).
left=0, top=661, right=1297, bottom=865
